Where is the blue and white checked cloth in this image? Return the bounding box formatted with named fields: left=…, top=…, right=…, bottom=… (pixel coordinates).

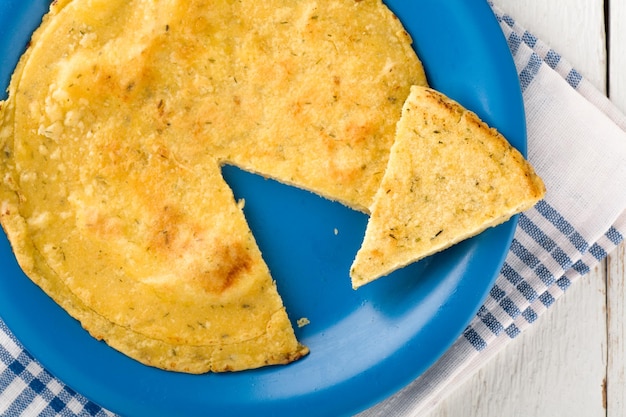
left=3, top=4, right=626, bottom=417
left=362, top=5, right=626, bottom=416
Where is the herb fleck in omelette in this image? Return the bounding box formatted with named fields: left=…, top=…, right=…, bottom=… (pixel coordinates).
left=0, top=0, right=426, bottom=372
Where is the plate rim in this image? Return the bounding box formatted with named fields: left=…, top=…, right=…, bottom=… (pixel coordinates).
left=0, top=1, right=525, bottom=416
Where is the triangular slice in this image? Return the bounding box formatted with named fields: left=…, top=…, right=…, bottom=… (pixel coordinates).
left=350, top=85, right=545, bottom=288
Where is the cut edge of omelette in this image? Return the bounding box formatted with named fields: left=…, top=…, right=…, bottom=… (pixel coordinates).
left=1, top=69, right=309, bottom=374
left=0, top=0, right=426, bottom=373
left=0, top=0, right=312, bottom=374
left=350, top=85, right=546, bottom=289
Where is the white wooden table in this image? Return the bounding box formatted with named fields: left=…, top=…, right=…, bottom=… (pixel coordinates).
left=425, top=1, right=626, bottom=416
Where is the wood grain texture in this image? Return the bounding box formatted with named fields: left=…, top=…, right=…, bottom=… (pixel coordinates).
left=424, top=0, right=618, bottom=416
left=607, top=1, right=626, bottom=415
left=607, top=243, right=625, bottom=417
left=610, top=0, right=626, bottom=110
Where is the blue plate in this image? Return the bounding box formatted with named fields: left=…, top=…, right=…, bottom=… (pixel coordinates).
left=0, top=1, right=524, bottom=416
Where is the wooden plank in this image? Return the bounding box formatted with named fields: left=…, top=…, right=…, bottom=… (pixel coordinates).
left=607, top=243, right=626, bottom=417
left=610, top=0, right=626, bottom=110
left=424, top=1, right=610, bottom=416
left=607, top=2, right=626, bottom=417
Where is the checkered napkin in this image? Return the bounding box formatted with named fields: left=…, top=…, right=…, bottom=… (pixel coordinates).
left=2, top=4, right=626, bottom=417
left=360, top=5, right=626, bottom=416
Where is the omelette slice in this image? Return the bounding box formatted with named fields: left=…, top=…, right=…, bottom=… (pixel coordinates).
left=0, top=0, right=425, bottom=372
left=350, top=86, right=545, bottom=288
